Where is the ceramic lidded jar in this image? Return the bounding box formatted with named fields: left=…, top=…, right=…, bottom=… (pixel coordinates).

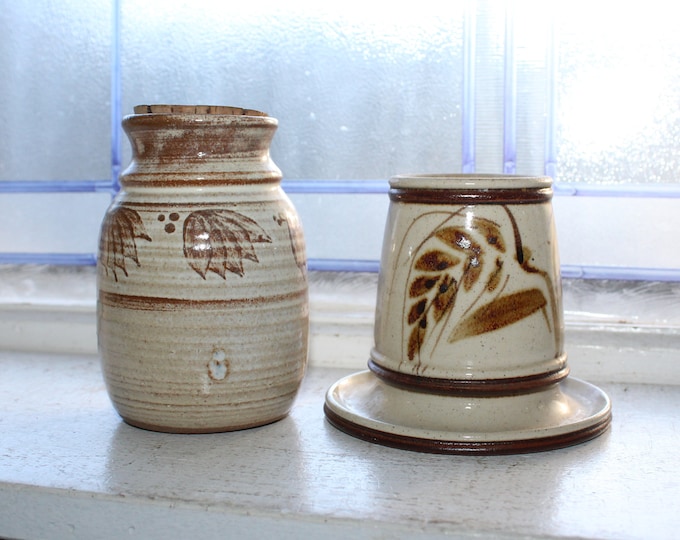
left=97, top=105, right=308, bottom=433
left=371, top=174, right=565, bottom=392
left=324, top=174, right=611, bottom=454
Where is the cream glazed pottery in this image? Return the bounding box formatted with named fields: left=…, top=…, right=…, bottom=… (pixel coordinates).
left=97, top=105, right=308, bottom=433
left=324, top=174, right=611, bottom=454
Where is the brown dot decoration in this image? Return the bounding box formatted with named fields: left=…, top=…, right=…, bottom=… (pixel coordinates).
left=169, top=212, right=180, bottom=221
left=164, top=223, right=176, bottom=234
left=158, top=214, right=165, bottom=222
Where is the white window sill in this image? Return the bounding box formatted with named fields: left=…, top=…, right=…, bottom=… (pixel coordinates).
left=1, top=354, right=679, bottom=540
left=1, top=267, right=680, bottom=539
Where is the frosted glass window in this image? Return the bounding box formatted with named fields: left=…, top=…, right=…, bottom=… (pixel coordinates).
left=0, top=0, right=112, bottom=182
left=0, top=0, right=679, bottom=280
left=555, top=3, right=680, bottom=184
left=121, top=1, right=465, bottom=179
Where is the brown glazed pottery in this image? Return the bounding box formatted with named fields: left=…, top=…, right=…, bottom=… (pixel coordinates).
left=97, top=105, right=308, bottom=433
left=325, top=174, right=611, bottom=454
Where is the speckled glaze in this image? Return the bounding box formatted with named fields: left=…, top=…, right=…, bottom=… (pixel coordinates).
left=324, top=174, right=611, bottom=454
left=371, top=174, right=565, bottom=392
left=97, top=105, right=308, bottom=433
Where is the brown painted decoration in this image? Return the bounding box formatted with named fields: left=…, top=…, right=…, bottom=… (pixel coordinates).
left=324, top=174, right=611, bottom=455
left=97, top=105, right=308, bottom=434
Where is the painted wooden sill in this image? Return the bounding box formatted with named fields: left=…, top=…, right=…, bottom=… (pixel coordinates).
left=0, top=352, right=679, bottom=540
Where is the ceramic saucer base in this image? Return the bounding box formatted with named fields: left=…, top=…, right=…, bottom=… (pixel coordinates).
left=324, top=370, right=612, bottom=455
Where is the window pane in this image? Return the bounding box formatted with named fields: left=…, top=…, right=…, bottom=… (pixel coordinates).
left=514, top=3, right=553, bottom=176
left=121, top=0, right=465, bottom=179
left=0, top=193, right=111, bottom=254
left=555, top=3, right=680, bottom=184
left=0, top=0, right=112, bottom=182
left=474, top=0, right=506, bottom=173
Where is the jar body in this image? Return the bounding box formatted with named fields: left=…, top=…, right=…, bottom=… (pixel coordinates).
left=371, top=174, right=565, bottom=393
left=324, top=174, right=612, bottom=455
left=97, top=108, right=308, bottom=433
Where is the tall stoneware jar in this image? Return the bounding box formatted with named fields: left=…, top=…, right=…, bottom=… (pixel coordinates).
left=97, top=105, right=308, bottom=433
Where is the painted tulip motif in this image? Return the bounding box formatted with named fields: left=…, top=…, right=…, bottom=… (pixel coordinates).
left=100, top=207, right=275, bottom=281
left=183, top=209, right=272, bottom=279
left=274, top=211, right=306, bottom=274
left=99, top=207, right=152, bottom=282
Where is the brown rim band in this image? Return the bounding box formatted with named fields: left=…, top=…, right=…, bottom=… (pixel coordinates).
left=389, top=187, right=552, bottom=205
left=368, top=358, right=569, bottom=397
left=324, top=404, right=612, bottom=455
left=120, top=171, right=282, bottom=188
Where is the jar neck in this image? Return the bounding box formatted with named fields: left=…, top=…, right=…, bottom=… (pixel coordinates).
left=119, top=114, right=281, bottom=187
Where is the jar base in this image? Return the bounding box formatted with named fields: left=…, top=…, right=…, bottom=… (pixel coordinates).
left=119, top=412, right=289, bottom=434
left=367, top=357, right=570, bottom=396
left=324, top=370, right=611, bottom=455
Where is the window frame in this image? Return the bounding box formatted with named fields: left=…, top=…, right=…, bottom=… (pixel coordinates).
left=1, top=0, right=679, bottom=282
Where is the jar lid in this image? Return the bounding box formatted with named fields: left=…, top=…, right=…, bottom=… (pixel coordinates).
left=390, top=174, right=552, bottom=191
left=132, top=104, right=269, bottom=117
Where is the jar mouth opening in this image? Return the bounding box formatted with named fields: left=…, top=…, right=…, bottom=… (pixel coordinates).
left=132, top=104, right=269, bottom=117
left=390, top=173, right=552, bottom=190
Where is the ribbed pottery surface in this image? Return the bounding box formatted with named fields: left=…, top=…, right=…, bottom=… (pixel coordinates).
left=97, top=109, right=308, bottom=433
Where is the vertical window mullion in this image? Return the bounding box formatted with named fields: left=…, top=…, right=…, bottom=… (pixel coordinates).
left=544, top=6, right=557, bottom=179
left=110, top=0, right=122, bottom=194
left=502, top=0, right=516, bottom=175
left=461, top=0, right=477, bottom=173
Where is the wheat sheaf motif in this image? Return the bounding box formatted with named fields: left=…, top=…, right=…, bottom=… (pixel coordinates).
left=404, top=207, right=555, bottom=369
